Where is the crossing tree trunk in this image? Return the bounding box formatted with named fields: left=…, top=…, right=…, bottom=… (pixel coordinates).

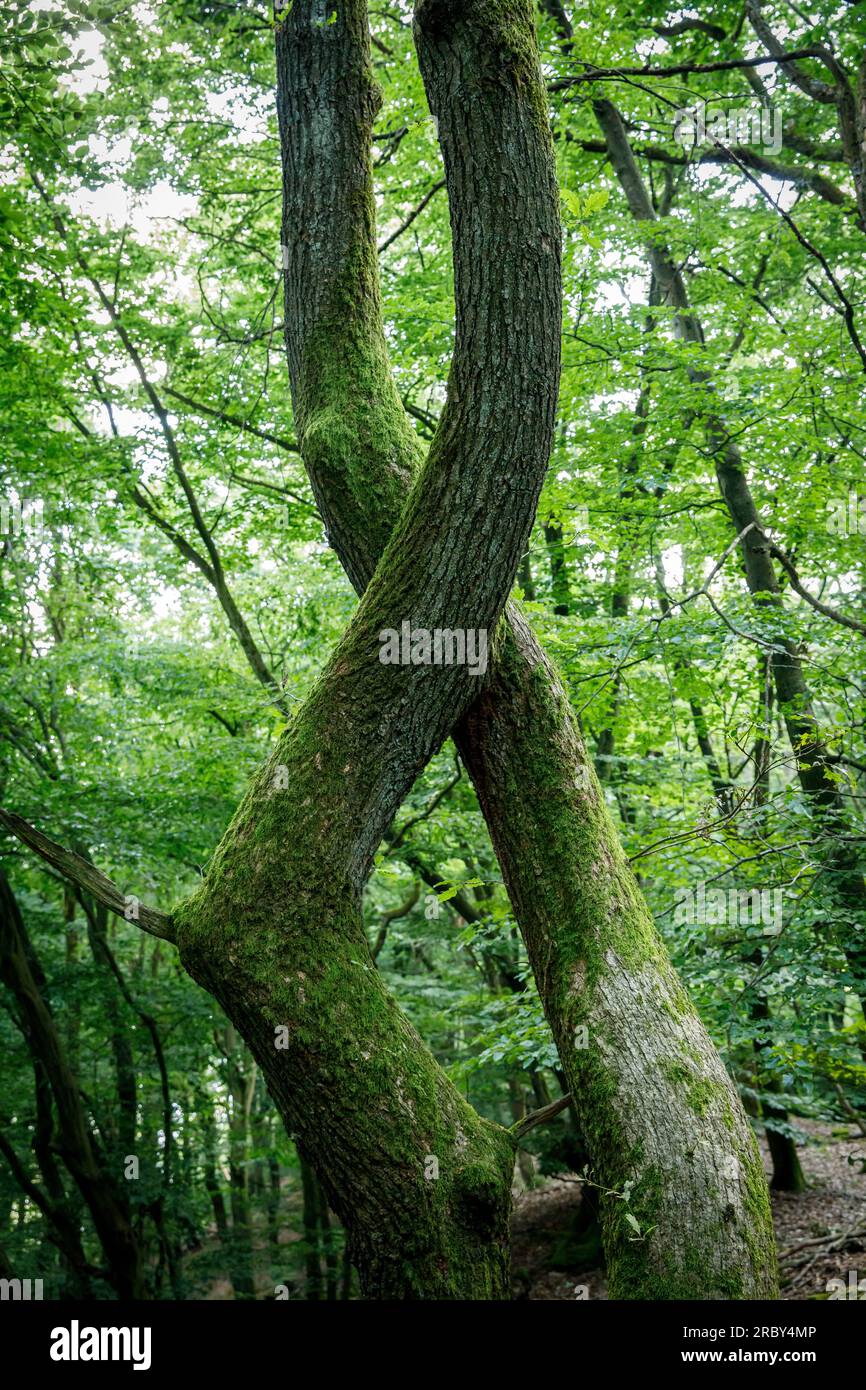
left=272, top=0, right=778, bottom=1300
left=174, top=0, right=562, bottom=1299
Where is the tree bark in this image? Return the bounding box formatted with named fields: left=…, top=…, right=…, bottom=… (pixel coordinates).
left=173, top=0, right=562, bottom=1299
left=271, top=0, right=777, bottom=1299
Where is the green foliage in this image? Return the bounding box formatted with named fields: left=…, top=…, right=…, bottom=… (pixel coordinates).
left=0, top=0, right=864, bottom=1298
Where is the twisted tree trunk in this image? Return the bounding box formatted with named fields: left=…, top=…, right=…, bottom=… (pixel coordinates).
left=273, top=0, right=777, bottom=1299
left=174, top=0, right=562, bottom=1299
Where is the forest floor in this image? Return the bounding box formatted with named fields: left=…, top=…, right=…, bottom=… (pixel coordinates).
left=189, top=1119, right=865, bottom=1299
left=511, top=1120, right=866, bottom=1301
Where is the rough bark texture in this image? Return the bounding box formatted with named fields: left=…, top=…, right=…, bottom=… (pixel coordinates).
left=173, top=0, right=562, bottom=1299
left=272, top=0, right=777, bottom=1298
left=460, top=611, right=776, bottom=1297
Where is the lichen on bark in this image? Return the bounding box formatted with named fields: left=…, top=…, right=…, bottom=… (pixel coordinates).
left=168, top=0, right=563, bottom=1299
left=269, top=0, right=779, bottom=1301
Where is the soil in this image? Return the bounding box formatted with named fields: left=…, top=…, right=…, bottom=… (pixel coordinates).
left=510, top=1120, right=866, bottom=1301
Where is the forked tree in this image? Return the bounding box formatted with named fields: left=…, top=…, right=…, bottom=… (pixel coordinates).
left=3, top=0, right=777, bottom=1299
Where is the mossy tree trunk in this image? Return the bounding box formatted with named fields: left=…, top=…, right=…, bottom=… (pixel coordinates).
left=273, top=0, right=778, bottom=1299
left=174, top=0, right=562, bottom=1299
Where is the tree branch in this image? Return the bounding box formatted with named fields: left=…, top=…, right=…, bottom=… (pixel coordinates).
left=769, top=544, right=866, bottom=634
left=378, top=178, right=446, bottom=252
left=370, top=881, right=421, bottom=960
left=746, top=1, right=836, bottom=104
left=0, top=810, right=176, bottom=943
left=510, top=1093, right=572, bottom=1139
left=550, top=49, right=839, bottom=92
left=652, top=19, right=726, bottom=41
left=562, top=134, right=852, bottom=211
left=163, top=386, right=300, bottom=454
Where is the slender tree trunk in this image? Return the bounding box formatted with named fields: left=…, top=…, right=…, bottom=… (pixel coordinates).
left=595, top=94, right=866, bottom=1015
left=79, top=867, right=182, bottom=1294
left=315, top=1173, right=339, bottom=1300
left=29, top=1066, right=92, bottom=1297
left=0, top=869, right=146, bottom=1298
left=518, top=551, right=537, bottom=602
left=202, top=1105, right=230, bottom=1246
left=267, top=1155, right=282, bottom=1262
left=220, top=1028, right=257, bottom=1300
left=653, top=558, right=735, bottom=814
left=83, top=899, right=137, bottom=1159
left=750, top=989, right=807, bottom=1194
left=0, top=1116, right=93, bottom=1299
left=543, top=519, right=573, bottom=614
left=299, top=1155, right=323, bottom=1301
left=508, top=1077, right=537, bottom=1189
